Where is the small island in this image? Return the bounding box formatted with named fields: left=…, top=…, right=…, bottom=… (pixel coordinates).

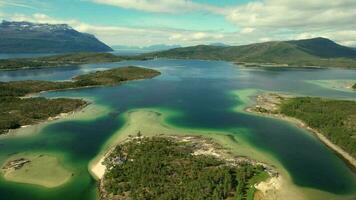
left=0, top=66, right=161, bottom=134
left=99, top=135, right=273, bottom=200
left=247, top=94, right=356, bottom=167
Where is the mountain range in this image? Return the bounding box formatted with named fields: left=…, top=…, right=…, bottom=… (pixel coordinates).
left=146, top=37, right=356, bottom=68
left=0, top=21, right=112, bottom=53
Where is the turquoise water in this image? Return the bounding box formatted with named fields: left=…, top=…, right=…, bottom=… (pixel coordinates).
left=0, top=59, right=355, bottom=199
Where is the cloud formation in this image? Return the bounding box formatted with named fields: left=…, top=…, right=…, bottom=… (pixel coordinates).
left=226, top=0, right=356, bottom=45
left=89, top=0, right=356, bottom=46
left=92, top=0, right=224, bottom=14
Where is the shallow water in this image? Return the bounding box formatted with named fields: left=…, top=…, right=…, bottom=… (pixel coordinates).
left=0, top=59, right=355, bottom=199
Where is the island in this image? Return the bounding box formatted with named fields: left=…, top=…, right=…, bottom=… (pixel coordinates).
left=100, top=135, right=272, bottom=200
left=246, top=94, right=356, bottom=167
left=0, top=66, right=161, bottom=134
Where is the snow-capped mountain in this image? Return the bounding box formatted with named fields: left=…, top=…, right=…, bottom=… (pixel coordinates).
left=0, top=21, right=112, bottom=53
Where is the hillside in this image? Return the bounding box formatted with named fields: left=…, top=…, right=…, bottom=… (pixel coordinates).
left=0, top=21, right=113, bottom=53
left=146, top=38, right=356, bottom=68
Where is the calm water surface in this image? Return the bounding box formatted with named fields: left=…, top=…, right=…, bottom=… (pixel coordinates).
left=0, top=59, right=355, bottom=199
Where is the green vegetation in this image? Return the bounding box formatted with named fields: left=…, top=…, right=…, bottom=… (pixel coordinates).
left=101, top=137, right=267, bottom=200
left=0, top=66, right=161, bottom=134
left=352, top=83, right=356, bottom=89
left=146, top=37, right=356, bottom=68
left=0, top=97, right=86, bottom=134
left=279, top=97, right=356, bottom=158
left=0, top=52, right=129, bottom=70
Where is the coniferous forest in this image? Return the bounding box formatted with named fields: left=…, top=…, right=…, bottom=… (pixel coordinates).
left=280, top=97, right=356, bottom=158
left=101, top=137, right=267, bottom=200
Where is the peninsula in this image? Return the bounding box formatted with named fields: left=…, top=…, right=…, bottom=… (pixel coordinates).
left=0, top=66, right=161, bottom=134
left=246, top=93, right=356, bottom=167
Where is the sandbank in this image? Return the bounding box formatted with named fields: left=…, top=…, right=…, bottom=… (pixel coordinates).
left=1, top=153, right=72, bottom=188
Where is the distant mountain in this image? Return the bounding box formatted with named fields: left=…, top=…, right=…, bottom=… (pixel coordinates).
left=0, top=21, right=113, bottom=53
left=146, top=37, right=356, bottom=68
left=287, top=37, right=356, bottom=58
left=112, top=44, right=181, bottom=52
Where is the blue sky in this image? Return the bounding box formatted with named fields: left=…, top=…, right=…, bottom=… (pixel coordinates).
left=0, top=0, right=355, bottom=46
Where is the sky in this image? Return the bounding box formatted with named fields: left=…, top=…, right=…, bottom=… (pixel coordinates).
left=0, top=0, right=355, bottom=47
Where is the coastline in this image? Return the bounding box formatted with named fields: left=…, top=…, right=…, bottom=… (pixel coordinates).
left=1, top=102, right=89, bottom=137
left=304, top=79, right=356, bottom=93
left=0, top=102, right=111, bottom=139
left=244, top=93, right=356, bottom=169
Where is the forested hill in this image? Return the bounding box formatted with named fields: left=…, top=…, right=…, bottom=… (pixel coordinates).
left=145, top=37, right=356, bottom=68
left=0, top=21, right=113, bottom=53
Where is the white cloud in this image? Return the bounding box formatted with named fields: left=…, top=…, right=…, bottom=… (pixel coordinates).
left=0, top=0, right=49, bottom=10
left=240, top=27, right=254, bottom=34
left=227, top=0, right=356, bottom=29
left=92, top=0, right=224, bottom=14
left=0, top=0, right=35, bottom=9
left=225, top=0, right=356, bottom=46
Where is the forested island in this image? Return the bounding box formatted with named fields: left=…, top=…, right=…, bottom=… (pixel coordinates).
left=248, top=94, right=356, bottom=166
left=100, top=136, right=271, bottom=200
left=0, top=66, right=160, bottom=134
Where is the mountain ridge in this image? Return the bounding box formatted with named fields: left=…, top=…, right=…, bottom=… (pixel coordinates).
left=0, top=21, right=113, bottom=53
left=145, top=37, right=356, bottom=68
